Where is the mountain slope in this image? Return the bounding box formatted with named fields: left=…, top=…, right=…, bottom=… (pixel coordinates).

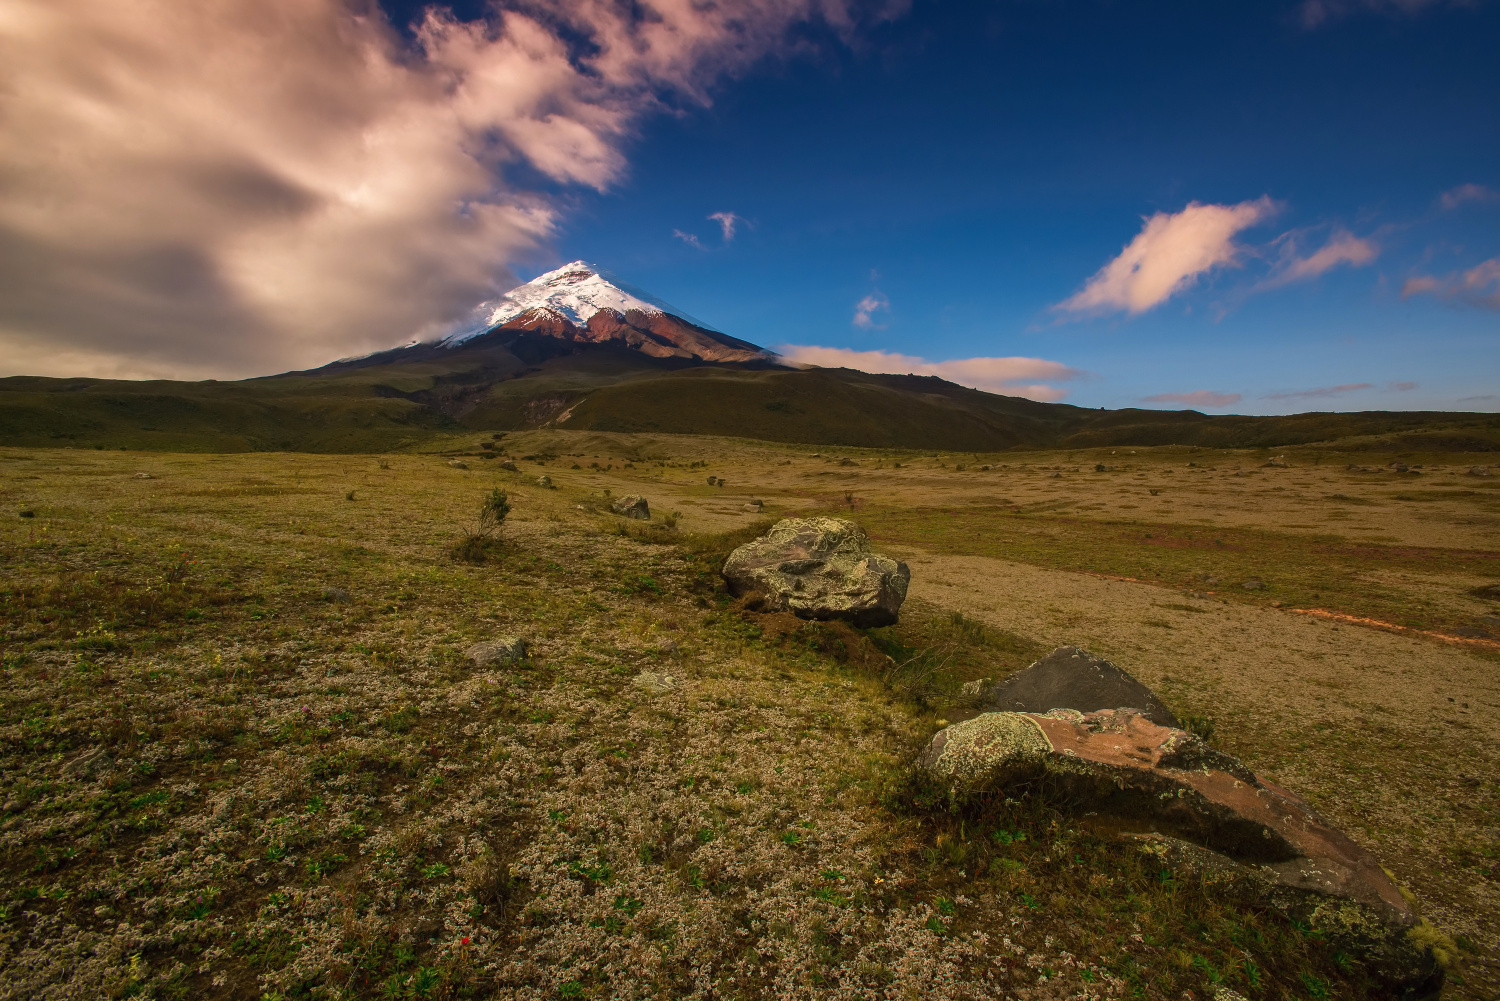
left=4, top=262, right=1498, bottom=454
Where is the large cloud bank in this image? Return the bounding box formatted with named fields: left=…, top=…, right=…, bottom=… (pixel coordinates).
left=0, top=0, right=890, bottom=379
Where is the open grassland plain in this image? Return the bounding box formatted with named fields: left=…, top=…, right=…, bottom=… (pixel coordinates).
left=0, top=435, right=1497, bottom=1000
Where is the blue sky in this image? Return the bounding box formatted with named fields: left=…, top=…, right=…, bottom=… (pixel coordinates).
left=457, top=0, right=1500, bottom=413
left=4, top=0, right=1495, bottom=410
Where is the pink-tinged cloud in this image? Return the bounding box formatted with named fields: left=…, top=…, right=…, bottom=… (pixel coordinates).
left=1387, top=380, right=1417, bottom=392
left=673, top=229, right=706, bottom=250
left=1440, top=183, right=1499, bottom=211
left=1264, top=229, right=1379, bottom=288
left=1056, top=197, right=1279, bottom=317
left=775, top=345, right=1082, bottom=401
left=1142, top=390, right=1242, bottom=409
left=852, top=294, right=890, bottom=329
left=1261, top=383, right=1373, bottom=401
left=0, top=0, right=902, bottom=379
left=708, top=212, right=744, bottom=241
left=1402, top=258, right=1500, bottom=311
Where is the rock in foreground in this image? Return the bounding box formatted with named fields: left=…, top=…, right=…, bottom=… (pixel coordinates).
left=721, top=517, right=909, bottom=627
left=980, top=646, right=1181, bottom=728
left=920, top=708, right=1444, bottom=997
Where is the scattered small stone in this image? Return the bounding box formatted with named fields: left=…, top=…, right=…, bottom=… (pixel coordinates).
left=1390, top=462, right=1409, bottom=472
left=322, top=586, right=350, bottom=603
left=632, top=671, right=677, bottom=696
left=610, top=495, right=650, bottom=520
left=706, top=476, right=718, bottom=486
left=1190, top=591, right=1211, bottom=599
left=18, top=510, right=34, bottom=519
left=1263, top=456, right=1288, bottom=468
left=536, top=475, right=553, bottom=489
left=498, top=460, right=518, bottom=471
left=466, top=637, right=528, bottom=667
left=1469, top=466, right=1494, bottom=477
left=1242, top=580, right=1265, bottom=590
left=449, top=459, right=469, bottom=469
left=133, top=471, right=154, bottom=479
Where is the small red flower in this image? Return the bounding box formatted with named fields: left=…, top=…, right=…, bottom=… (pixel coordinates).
left=461, top=936, right=471, bottom=946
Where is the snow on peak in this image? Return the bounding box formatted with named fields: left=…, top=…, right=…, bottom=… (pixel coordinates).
left=440, top=261, right=716, bottom=345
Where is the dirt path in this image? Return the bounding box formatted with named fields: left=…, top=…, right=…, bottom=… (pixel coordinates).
left=895, top=546, right=1500, bottom=997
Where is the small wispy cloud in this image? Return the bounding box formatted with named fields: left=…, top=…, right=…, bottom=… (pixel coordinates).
left=1056, top=197, right=1278, bottom=317
left=1387, top=380, right=1417, bottom=392
left=1142, top=390, right=1242, bottom=409
left=672, top=229, right=706, bottom=250
left=775, top=345, right=1083, bottom=401
left=1403, top=257, right=1500, bottom=310
left=1459, top=394, right=1499, bottom=404
left=1299, top=0, right=1466, bottom=29
left=1440, top=183, right=1499, bottom=211
left=1262, top=228, right=1378, bottom=288
left=852, top=293, right=890, bottom=329
left=1261, top=383, right=1373, bottom=401
left=708, top=211, right=743, bottom=241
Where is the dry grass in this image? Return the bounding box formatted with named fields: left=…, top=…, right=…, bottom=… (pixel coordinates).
left=0, top=440, right=1494, bottom=999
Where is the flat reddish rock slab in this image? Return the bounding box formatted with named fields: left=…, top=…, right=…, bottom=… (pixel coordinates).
left=1025, top=710, right=1408, bottom=918
left=920, top=708, right=1442, bottom=996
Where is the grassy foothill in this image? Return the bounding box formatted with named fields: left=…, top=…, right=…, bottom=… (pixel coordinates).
left=0, top=438, right=1495, bottom=999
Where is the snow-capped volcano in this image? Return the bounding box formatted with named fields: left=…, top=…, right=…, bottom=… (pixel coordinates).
left=439, top=261, right=769, bottom=364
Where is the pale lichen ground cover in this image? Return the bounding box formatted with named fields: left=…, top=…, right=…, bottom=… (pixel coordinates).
left=0, top=439, right=1494, bottom=999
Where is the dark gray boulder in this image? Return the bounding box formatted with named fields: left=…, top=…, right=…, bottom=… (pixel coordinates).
left=721, top=517, right=909, bottom=627
left=980, top=646, right=1181, bottom=728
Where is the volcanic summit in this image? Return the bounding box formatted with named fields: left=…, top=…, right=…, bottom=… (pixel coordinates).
left=440, top=262, right=770, bottom=364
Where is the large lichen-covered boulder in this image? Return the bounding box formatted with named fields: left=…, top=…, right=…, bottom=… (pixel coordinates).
left=980, top=646, right=1182, bottom=728
left=721, top=517, right=910, bottom=627
left=610, top=495, right=650, bottom=520
left=920, top=708, right=1444, bottom=997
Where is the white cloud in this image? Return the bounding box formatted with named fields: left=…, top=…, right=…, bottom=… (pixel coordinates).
left=708, top=211, right=744, bottom=241
left=1142, top=390, right=1242, bottom=409
left=1264, top=228, right=1378, bottom=287
left=1261, top=383, right=1373, bottom=401
left=852, top=293, right=890, bottom=329
left=1440, top=183, right=1499, bottom=211
left=673, top=229, right=706, bottom=250
left=775, top=344, right=1082, bottom=401
left=1056, top=197, right=1278, bottom=317
left=1300, top=0, right=1478, bottom=29
left=1402, top=258, right=1500, bottom=310
left=0, top=0, right=898, bottom=378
